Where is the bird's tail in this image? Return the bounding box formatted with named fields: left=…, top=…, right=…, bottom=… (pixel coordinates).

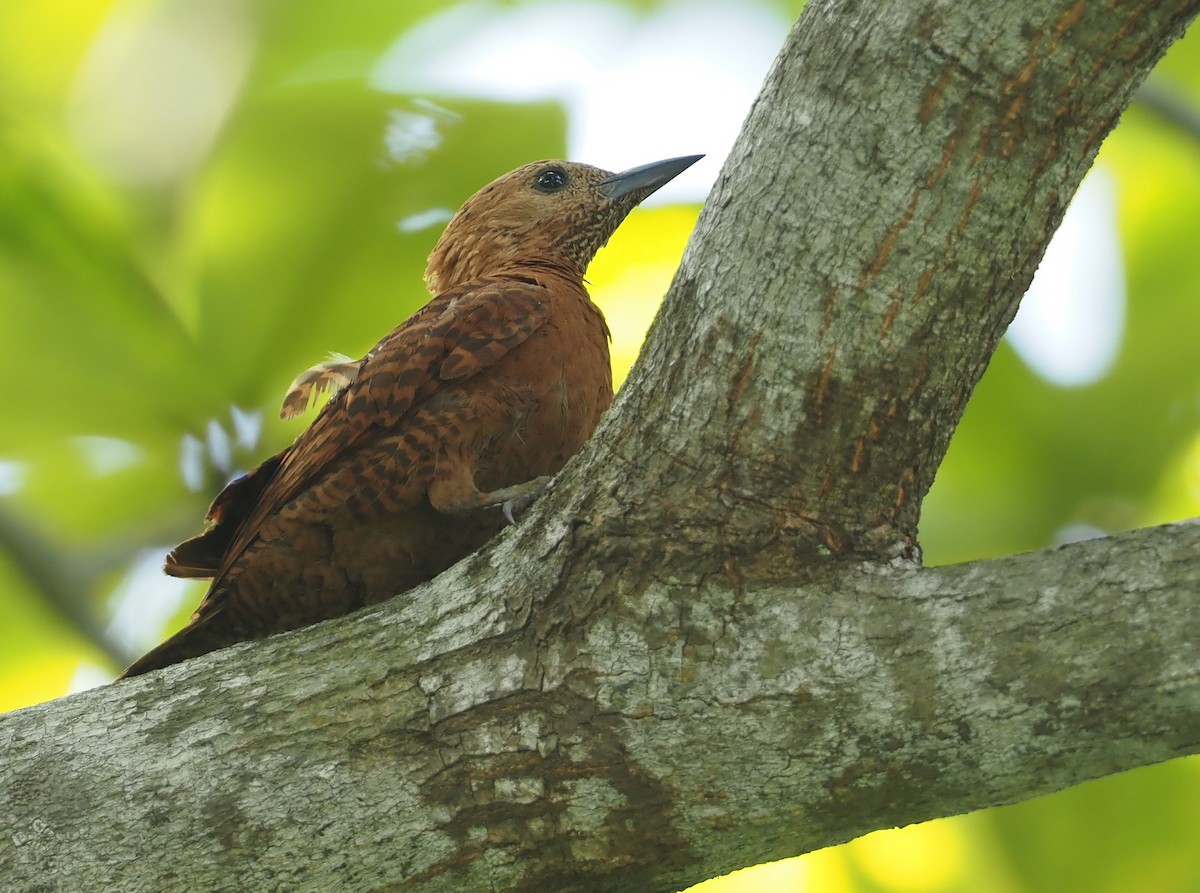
left=117, top=612, right=240, bottom=679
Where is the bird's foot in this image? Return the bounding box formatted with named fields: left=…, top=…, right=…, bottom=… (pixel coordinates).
left=483, top=475, right=552, bottom=525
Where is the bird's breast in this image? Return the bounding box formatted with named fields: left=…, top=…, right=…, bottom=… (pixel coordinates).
left=473, top=291, right=612, bottom=491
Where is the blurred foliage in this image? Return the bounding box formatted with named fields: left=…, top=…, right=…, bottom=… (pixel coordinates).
left=1, top=2, right=1198, bottom=893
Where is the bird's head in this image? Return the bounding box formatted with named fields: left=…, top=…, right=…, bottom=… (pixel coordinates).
left=425, top=155, right=702, bottom=293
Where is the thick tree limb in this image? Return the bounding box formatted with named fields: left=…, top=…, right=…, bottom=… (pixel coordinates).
left=3, top=0, right=1199, bottom=891
left=618, top=0, right=1198, bottom=561
left=3, top=521, right=1198, bottom=892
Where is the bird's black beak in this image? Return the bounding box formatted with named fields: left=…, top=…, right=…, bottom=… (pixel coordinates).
left=597, top=154, right=704, bottom=201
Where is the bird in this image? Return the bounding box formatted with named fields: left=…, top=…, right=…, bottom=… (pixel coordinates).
left=120, top=154, right=702, bottom=678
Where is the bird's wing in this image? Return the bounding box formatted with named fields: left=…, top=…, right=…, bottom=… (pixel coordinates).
left=164, top=276, right=549, bottom=586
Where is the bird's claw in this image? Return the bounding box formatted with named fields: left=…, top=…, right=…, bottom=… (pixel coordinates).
left=498, top=475, right=553, bottom=525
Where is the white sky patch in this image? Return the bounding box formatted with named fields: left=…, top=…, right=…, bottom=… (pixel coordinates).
left=385, top=109, right=445, bottom=163
left=206, top=418, right=233, bottom=473
left=72, top=435, right=145, bottom=475
left=1009, top=171, right=1126, bottom=387
left=104, top=547, right=195, bottom=654
left=180, top=432, right=206, bottom=491
left=0, top=459, right=27, bottom=495
left=370, top=0, right=788, bottom=204
left=398, top=207, right=455, bottom=233
left=385, top=100, right=463, bottom=165
left=68, top=663, right=114, bottom=694
left=373, top=1, right=628, bottom=100
left=229, top=405, right=262, bottom=451
left=1053, top=522, right=1108, bottom=545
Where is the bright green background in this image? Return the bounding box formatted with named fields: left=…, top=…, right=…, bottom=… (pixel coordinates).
left=2, top=2, right=1199, bottom=891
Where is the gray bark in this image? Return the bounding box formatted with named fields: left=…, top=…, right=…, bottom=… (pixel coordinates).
left=3, top=0, right=1199, bottom=891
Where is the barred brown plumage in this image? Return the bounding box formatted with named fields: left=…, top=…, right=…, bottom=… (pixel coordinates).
left=120, top=154, right=701, bottom=678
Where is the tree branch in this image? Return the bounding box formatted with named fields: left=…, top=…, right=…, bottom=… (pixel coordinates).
left=613, top=0, right=1199, bottom=559
left=3, top=521, right=1198, bottom=892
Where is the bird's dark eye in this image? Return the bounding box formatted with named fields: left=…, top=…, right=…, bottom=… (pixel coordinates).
left=533, top=168, right=568, bottom=193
